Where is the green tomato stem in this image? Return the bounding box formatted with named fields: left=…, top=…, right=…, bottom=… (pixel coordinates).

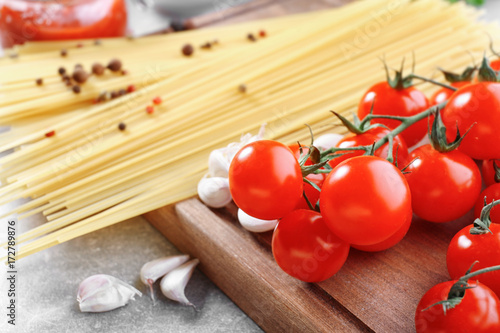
left=410, top=74, right=458, bottom=91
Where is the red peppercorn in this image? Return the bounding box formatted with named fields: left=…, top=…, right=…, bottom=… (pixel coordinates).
left=259, top=30, right=267, bottom=38
left=152, top=96, right=162, bottom=105
left=45, top=130, right=56, bottom=138
left=127, top=85, right=136, bottom=93
left=146, top=106, right=154, bottom=114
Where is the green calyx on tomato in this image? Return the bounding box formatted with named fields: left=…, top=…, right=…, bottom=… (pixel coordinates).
left=383, top=56, right=414, bottom=90
left=470, top=199, right=500, bottom=235
left=495, top=161, right=500, bottom=183
left=439, top=66, right=476, bottom=83
left=429, top=107, right=471, bottom=153
left=423, top=263, right=500, bottom=314
left=478, top=56, right=500, bottom=82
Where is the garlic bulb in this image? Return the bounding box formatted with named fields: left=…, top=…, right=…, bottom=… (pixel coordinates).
left=313, top=133, right=343, bottom=151
left=140, top=255, right=189, bottom=301
left=160, top=259, right=200, bottom=307
left=197, top=176, right=232, bottom=208
left=77, top=274, right=142, bottom=313
left=238, top=208, right=278, bottom=233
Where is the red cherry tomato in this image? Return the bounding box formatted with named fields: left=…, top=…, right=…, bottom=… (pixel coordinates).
left=474, top=184, right=500, bottom=224
left=229, top=140, right=303, bottom=220
left=320, top=156, right=412, bottom=246
left=447, top=223, right=500, bottom=297
left=491, top=59, right=500, bottom=71
left=430, top=81, right=471, bottom=105
left=0, top=0, right=127, bottom=48
left=295, top=173, right=325, bottom=210
left=358, top=82, right=430, bottom=147
left=442, top=82, right=500, bottom=160
left=352, top=210, right=412, bottom=252
left=415, top=280, right=500, bottom=333
left=404, top=144, right=481, bottom=223
left=272, top=209, right=350, bottom=282
left=482, top=160, right=500, bottom=187
left=288, top=144, right=313, bottom=166
left=328, top=127, right=409, bottom=169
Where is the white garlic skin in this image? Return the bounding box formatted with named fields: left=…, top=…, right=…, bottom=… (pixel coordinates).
left=237, top=208, right=278, bottom=233
left=140, top=255, right=190, bottom=286
left=313, top=133, right=343, bottom=151
left=77, top=274, right=142, bottom=313
left=208, top=149, right=231, bottom=178
left=160, top=259, right=200, bottom=307
left=197, top=176, right=232, bottom=208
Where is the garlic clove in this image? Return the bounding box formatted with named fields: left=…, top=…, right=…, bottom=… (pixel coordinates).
left=160, top=258, right=200, bottom=307
left=197, top=176, right=232, bottom=208
left=77, top=274, right=142, bottom=313
left=208, top=149, right=231, bottom=178
left=313, top=133, right=343, bottom=151
left=140, top=254, right=190, bottom=301
left=237, top=208, right=278, bottom=233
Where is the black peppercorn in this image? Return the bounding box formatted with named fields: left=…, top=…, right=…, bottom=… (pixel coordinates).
left=60, top=49, right=68, bottom=57
left=182, top=44, right=194, bottom=57
left=72, top=85, right=81, bottom=94
left=107, top=59, right=122, bottom=72
left=36, top=78, right=43, bottom=86
left=118, top=122, right=126, bottom=131
left=58, top=67, right=66, bottom=75
left=92, top=63, right=105, bottom=76
left=72, top=69, right=89, bottom=84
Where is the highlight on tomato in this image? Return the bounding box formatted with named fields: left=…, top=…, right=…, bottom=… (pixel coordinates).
left=228, top=140, right=303, bottom=220
left=272, top=209, right=350, bottom=282
left=320, top=155, right=412, bottom=247
left=430, top=67, right=475, bottom=105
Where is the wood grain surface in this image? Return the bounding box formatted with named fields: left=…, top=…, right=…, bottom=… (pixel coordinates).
left=145, top=0, right=475, bottom=332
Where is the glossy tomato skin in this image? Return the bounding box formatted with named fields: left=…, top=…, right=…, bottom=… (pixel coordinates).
left=328, top=127, right=409, bottom=169
left=295, top=173, right=325, bottom=210
left=442, top=82, right=500, bottom=160
left=415, top=280, right=500, bottom=333
left=447, top=224, right=500, bottom=297
left=320, top=156, right=412, bottom=246
left=430, top=81, right=471, bottom=105
left=229, top=140, right=303, bottom=220
left=358, top=82, right=430, bottom=147
left=352, top=209, right=412, bottom=252
left=272, top=209, right=350, bottom=282
left=491, top=59, right=500, bottom=71
left=482, top=160, right=500, bottom=187
left=474, top=183, right=500, bottom=223
left=404, top=145, right=481, bottom=223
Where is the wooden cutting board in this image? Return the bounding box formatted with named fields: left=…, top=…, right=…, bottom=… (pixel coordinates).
left=144, top=1, right=474, bottom=332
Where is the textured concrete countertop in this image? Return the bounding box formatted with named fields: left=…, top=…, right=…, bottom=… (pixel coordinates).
left=1, top=1, right=500, bottom=333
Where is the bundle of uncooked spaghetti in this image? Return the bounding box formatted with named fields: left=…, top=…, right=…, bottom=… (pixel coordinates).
left=0, top=0, right=498, bottom=259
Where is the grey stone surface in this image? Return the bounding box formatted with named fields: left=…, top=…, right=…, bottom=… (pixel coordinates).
left=0, top=215, right=262, bottom=333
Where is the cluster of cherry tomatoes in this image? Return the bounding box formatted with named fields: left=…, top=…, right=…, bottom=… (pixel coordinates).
left=226, top=56, right=500, bottom=332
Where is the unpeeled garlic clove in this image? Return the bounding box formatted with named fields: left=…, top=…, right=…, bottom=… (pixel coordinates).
left=140, top=254, right=190, bottom=301
left=160, top=258, right=200, bottom=307
left=237, top=208, right=278, bottom=233
left=208, top=149, right=231, bottom=178
left=313, top=133, right=343, bottom=151
left=197, top=176, right=232, bottom=208
left=77, top=274, right=142, bottom=313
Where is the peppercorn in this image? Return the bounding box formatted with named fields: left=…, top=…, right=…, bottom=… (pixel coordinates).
left=61, top=49, right=68, bottom=57
left=76, top=43, right=84, bottom=48
left=98, top=91, right=108, bottom=102
left=36, top=78, right=43, bottom=86
left=121, top=70, right=128, bottom=75
left=92, top=63, right=105, bottom=76
left=259, top=30, right=267, bottom=38
left=182, top=44, right=194, bottom=57
left=72, top=69, right=89, bottom=84
left=127, top=85, right=136, bottom=93
left=152, top=96, right=162, bottom=105
left=58, top=67, right=66, bottom=75
left=171, top=21, right=185, bottom=32
left=118, top=122, right=126, bottom=131
left=146, top=106, right=154, bottom=114
left=238, top=84, right=247, bottom=93
left=201, top=42, right=212, bottom=49
left=72, top=85, right=81, bottom=94
left=110, top=91, right=119, bottom=99
left=118, top=89, right=127, bottom=96
left=247, top=33, right=256, bottom=42
left=45, top=130, right=56, bottom=138
left=62, top=74, right=71, bottom=82
left=107, top=59, right=122, bottom=72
